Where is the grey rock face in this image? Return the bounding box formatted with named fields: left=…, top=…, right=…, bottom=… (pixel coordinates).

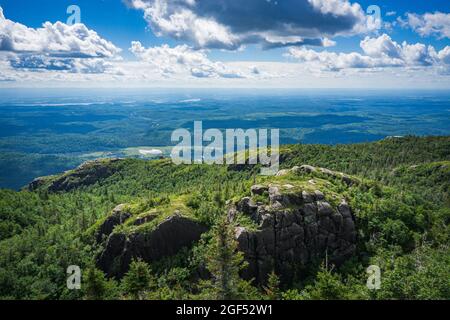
left=298, top=165, right=317, bottom=173
left=237, top=197, right=258, bottom=216
left=27, top=177, right=47, bottom=191
left=49, top=159, right=122, bottom=192
left=233, top=188, right=357, bottom=284
left=133, top=214, right=158, bottom=226
left=251, top=185, right=269, bottom=196
left=97, top=215, right=207, bottom=278
left=96, top=204, right=132, bottom=243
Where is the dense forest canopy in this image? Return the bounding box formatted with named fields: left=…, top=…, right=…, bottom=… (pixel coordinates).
left=0, top=136, right=448, bottom=300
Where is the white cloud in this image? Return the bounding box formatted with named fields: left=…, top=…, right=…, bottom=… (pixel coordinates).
left=0, top=7, right=120, bottom=57
left=0, top=7, right=122, bottom=74
left=286, top=47, right=402, bottom=72
left=360, top=34, right=441, bottom=66
left=437, top=46, right=450, bottom=65
left=1, top=57, right=449, bottom=89
left=360, top=34, right=402, bottom=58
left=399, top=12, right=450, bottom=39
left=125, top=0, right=374, bottom=50
left=130, top=41, right=245, bottom=78
left=0, top=5, right=449, bottom=89
left=7, top=54, right=123, bottom=75
left=287, top=34, right=449, bottom=72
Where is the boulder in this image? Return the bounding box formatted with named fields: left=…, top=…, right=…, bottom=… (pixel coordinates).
left=276, top=169, right=290, bottom=177
left=314, top=190, right=325, bottom=200
left=97, top=215, right=207, bottom=278
left=237, top=197, right=258, bottom=215
left=251, top=185, right=269, bottom=196
left=299, top=165, right=317, bottom=173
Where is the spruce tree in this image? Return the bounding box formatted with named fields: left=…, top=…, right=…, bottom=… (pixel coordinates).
left=206, top=215, right=248, bottom=300
left=84, top=266, right=116, bottom=300
left=122, top=259, right=153, bottom=300
left=264, top=271, right=281, bottom=300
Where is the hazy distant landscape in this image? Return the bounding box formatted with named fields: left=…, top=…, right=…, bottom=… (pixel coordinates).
left=1, top=89, right=449, bottom=189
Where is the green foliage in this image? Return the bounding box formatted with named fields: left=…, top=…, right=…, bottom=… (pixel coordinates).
left=202, top=216, right=250, bottom=300
left=122, top=259, right=153, bottom=300
left=301, top=265, right=348, bottom=300
left=0, top=136, right=449, bottom=300
left=264, top=271, right=281, bottom=300
left=83, top=266, right=118, bottom=300
left=373, top=245, right=450, bottom=300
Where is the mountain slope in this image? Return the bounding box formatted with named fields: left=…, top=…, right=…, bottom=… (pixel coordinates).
left=0, top=136, right=448, bottom=300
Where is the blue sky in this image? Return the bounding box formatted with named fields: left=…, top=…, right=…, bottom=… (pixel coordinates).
left=0, top=0, right=449, bottom=88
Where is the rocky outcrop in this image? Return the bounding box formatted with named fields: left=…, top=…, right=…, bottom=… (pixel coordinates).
left=96, top=164, right=358, bottom=282
left=233, top=183, right=357, bottom=284
left=287, top=165, right=360, bottom=186
left=28, top=159, right=123, bottom=192
left=97, top=215, right=208, bottom=278
left=27, top=177, right=49, bottom=191
left=96, top=204, right=132, bottom=243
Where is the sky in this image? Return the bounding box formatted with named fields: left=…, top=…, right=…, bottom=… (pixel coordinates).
left=0, top=0, right=449, bottom=88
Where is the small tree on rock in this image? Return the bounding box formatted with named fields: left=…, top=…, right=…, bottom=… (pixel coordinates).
left=122, top=259, right=153, bottom=300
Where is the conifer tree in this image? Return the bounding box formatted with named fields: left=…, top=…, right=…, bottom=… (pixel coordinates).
left=84, top=266, right=116, bottom=300
left=122, top=259, right=153, bottom=300
left=206, top=215, right=248, bottom=300
left=264, top=271, right=281, bottom=300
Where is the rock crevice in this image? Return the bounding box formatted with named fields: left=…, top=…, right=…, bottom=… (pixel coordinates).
left=233, top=183, right=357, bottom=284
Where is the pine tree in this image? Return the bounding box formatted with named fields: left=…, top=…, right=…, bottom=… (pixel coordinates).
left=206, top=215, right=248, bottom=300
left=304, top=264, right=346, bottom=300
left=84, top=266, right=116, bottom=300
left=264, top=271, right=281, bottom=300
left=122, top=259, right=153, bottom=300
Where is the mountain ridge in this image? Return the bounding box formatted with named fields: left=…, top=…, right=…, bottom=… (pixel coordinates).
left=0, top=136, right=448, bottom=299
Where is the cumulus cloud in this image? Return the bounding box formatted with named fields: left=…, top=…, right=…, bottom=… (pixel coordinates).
left=399, top=12, right=450, bottom=39
left=360, top=34, right=438, bottom=66
left=125, top=0, right=374, bottom=50
left=130, top=41, right=245, bottom=78
left=0, top=7, right=120, bottom=57
left=8, top=54, right=121, bottom=74
left=287, top=34, right=449, bottom=71
left=0, top=7, right=121, bottom=74
left=437, top=46, right=450, bottom=65
left=286, top=47, right=402, bottom=72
